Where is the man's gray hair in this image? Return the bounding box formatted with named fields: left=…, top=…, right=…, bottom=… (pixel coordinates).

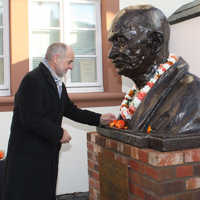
left=45, top=42, right=67, bottom=61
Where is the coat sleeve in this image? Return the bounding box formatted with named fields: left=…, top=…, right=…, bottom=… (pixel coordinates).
left=63, top=87, right=101, bottom=126
left=16, top=75, right=63, bottom=145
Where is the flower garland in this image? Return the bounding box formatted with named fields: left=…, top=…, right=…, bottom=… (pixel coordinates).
left=120, top=54, right=178, bottom=120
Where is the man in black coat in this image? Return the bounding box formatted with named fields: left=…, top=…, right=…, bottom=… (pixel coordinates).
left=3, top=43, right=116, bottom=200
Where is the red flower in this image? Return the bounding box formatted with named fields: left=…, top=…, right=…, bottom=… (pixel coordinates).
left=137, top=92, right=146, bottom=100
left=147, top=82, right=154, bottom=88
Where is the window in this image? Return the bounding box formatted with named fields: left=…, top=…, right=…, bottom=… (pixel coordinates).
left=29, top=0, right=103, bottom=93
left=0, top=0, right=10, bottom=96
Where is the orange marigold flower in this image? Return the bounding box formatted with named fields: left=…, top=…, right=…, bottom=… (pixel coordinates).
left=115, top=120, right=126, bottom=129
left=0, top=151, right=4, bottom=159
left=147, top=125, right=152, bottom=134
left=171, top=55, right=178, bottom=61
left=109, top=120, right=117, bottom=128
left=128, top=90, right=134, bottom=97
left=121, top=104, right=129, bottom=108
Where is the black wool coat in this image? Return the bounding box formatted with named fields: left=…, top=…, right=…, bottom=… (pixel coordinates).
left=2, top=63, right=101, bottom=200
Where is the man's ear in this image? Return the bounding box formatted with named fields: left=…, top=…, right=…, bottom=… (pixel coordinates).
left=147, top=31, right=164, bottom=54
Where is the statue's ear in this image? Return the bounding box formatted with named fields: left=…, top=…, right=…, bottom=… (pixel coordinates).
left=148, top=31, right=164, bottom=54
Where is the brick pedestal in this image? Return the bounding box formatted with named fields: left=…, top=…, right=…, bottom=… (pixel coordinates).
left=87, top=131, right=200, bottom=200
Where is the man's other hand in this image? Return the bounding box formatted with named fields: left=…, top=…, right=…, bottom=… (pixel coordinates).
left=100, top=113, right=116, bottom=125
left=60, top=129, right=72, bottom=143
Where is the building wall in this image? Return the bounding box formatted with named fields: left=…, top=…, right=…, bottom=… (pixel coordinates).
left=170, top=16, right=200, bottom=77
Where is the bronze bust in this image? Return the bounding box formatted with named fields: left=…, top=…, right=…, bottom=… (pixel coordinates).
left=108, top=5, right=200, bottom=135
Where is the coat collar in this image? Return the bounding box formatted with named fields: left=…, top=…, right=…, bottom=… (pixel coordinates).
left=38, top=62, right=60, bottom=98
left=129, top=57, right=189, bottom=131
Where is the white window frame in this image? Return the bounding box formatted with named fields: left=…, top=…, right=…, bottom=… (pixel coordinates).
left=29, top=0, right=103, bottom=93
left=0, top=0, right=10, bottom=96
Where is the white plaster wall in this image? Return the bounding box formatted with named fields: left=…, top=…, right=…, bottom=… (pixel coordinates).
left=0, top=112, right=12, bottom=154
left=120, top=0, right=194, bottom=93
left=0, top=106, right=119, bottom=195
left=170, top=16, right=200, bottom=77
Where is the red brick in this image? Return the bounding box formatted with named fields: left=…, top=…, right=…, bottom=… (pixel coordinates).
left=161, top=196, right=177, bottom=200
left=193, top=164, right=200, bottom=176
left=138, top=149, right=150, bottom=163
left=88, top=159, right=96, bottom=170
left=89, top=177, right=100, bottom=191
left=88, top=151, right=93, bottom=160
left=184, top=148, right=200, bottom=163
left=144, top=192, right=160, bottom=200
left=87, top=133, right=91, bottom=142
left=114, top=153, right=128, bottom=165
left=129, top=182, right=145, bottom=199
left=91, top=134, right=97, bottom=143
left=101, top=149, right=114, bottom=160
left=110, top=139, right=118, bottom=150
left=87, top=142, right=94, bottom=152
left=91, top=170, right=99, bottom=181
left=88, top=151, right=99, bottom=162
left=130, top=146, right=139, bottom=160
left=176, top=165, right=193, bottom=178
left=186, top=177, right=200, bottom=190
left=131, top=171, right=185, bottom=196
left=148, top=151, right=184, bottom=167
left=117, top=141, right=124, bottom=153
left=89, top=177, right=95, bottom=188
left=144, top=164, right=159, bottom=180
left=95, top=135, right=106, bottom=147
left=124, top=144, right=131, bottom=156
left=156, top=167, right=176, bottom=181
left=129, top=159, right=145, bottom=174
left=105, top=138, right=111, bottom=148
left=93, top=145, right=102, bottom=154
left=93, top=188, right=100, bottom=200
left=134, top=184, right=145, bottom=199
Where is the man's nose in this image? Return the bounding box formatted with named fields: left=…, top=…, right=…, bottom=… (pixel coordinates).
left=108, top=46, right=118, bottom=59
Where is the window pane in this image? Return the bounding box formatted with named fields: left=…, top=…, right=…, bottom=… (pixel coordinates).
left=0, top=28, right=3, bottom=55
left=71, top=58, right=97, bottom=83
left=32, top=57, right=43, bottom=69
left=70, top=3, right=96, bottom=29
left=32, top=2, right=60, bottom=27
left=32, top=30, right=60, bottom=57
left=0, top=58, right=4, bottom=85
left=70, top=30, right=96, bottom=55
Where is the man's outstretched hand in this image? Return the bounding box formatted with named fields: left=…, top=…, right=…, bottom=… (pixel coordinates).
left=100, top=113, right=117, bottom=126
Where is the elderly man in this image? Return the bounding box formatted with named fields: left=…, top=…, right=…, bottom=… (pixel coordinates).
left=3, top=43, right=116, bottom=200
left=108, top=5, right=200, bottom=134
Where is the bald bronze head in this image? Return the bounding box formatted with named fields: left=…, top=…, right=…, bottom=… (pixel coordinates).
left=108, top=5, right=170, bottom=88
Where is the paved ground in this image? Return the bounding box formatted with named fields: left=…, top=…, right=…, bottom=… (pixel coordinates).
left=57, top=192, right=89, bottom=200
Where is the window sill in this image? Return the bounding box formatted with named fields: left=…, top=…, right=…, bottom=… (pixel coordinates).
left=0, top=92, right=124, bottom=111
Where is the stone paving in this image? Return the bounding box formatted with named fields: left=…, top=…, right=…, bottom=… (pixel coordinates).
left=57, top=192, right=89, bottom=200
